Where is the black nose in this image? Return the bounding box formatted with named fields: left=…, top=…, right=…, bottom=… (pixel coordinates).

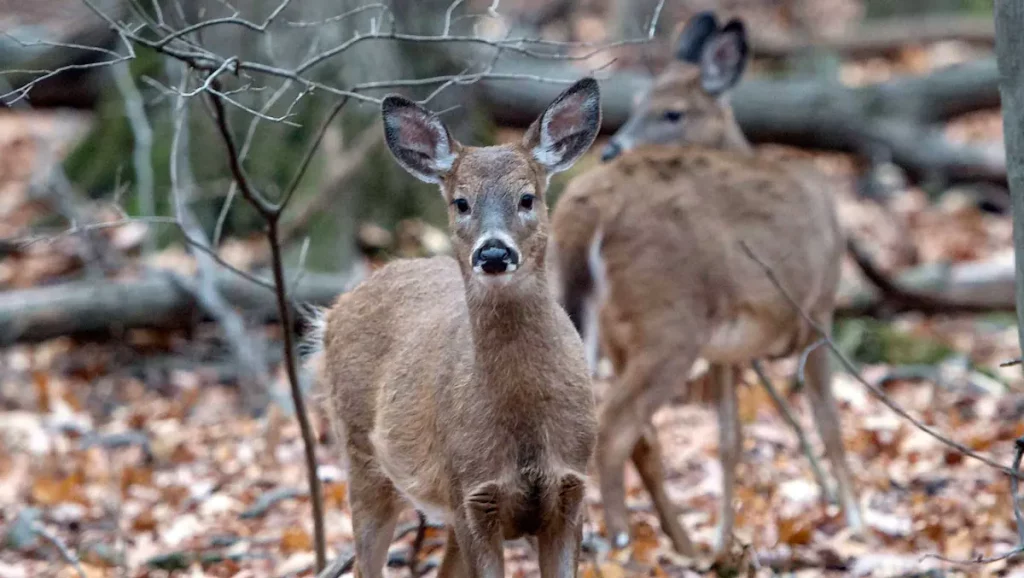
left=472, top=239, right=518, bottom=274
left=601, top=141, right=621, bottom=162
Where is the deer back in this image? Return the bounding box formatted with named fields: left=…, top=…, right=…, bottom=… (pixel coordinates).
left=551, top=13, right=842, bottom=364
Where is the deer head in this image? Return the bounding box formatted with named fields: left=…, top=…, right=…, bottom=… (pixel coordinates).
left=382, top=78, right=602, bottom=292
left=602, top=12, right=750, bottom=161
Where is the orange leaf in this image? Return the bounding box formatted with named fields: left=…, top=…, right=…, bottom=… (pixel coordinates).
left=31, top=472, right=87, bottom=506
left=630, top=521, right=660, bottom=565
left=777, top=516, right=813, bottom=546
left=32, top=371, right=51, bottom=413
left=120, top=466, right=153, bottom=494
left=132, top=510, right=158, bottom=532
left=323, top=482, right=348, bottom=508
left=280, top=525, right=312, bottom=554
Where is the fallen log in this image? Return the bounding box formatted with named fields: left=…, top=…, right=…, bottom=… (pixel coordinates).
left=474, top=57, right=1003, bottom=184
left=751, top=14, right=995, bottom=59
left=0, top=269, right=351, bottom=345
left=837, top=250, right=1016, bottom=317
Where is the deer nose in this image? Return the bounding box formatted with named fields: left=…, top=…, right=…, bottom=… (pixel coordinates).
left=601, top=141, right=621, bottom=162
left=472, top=239, right=519, bottom=274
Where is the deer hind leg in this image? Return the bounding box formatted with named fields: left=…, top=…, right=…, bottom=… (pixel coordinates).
left=631, top=427, right=695, bottom=556
left=348, top=456, right=402, bottom=578
left=597, top=341, right=701, bottom=551
left=436, top=527, right=467, bottom=578
left=537, top=473, right=586, bottom=578
left=712, top=363, right=741, bottom=555
left=802, top=339, right=863, bottom=531
left=455, top=481, right=506, bottom=578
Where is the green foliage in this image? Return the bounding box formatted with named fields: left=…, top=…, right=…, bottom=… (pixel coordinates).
left=834, top=318, right=954, bottom=365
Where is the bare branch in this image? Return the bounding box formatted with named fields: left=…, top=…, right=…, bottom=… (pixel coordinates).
left=169, top=64, right=271, bottom=411
left=111, top=61, right=156, bottom=255
left=287, top=4, right=392, bottom=29
left=32, top=522, right=86, bottom=578
left=751, top=360, right=833, bottom=505
left=205, top=81, right=327, bottom=571
left=153, top=0, right=293, bottom=47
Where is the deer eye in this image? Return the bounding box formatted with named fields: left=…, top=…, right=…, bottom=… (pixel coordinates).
left=519, top=193, right=535, bottom=211
left=453, top=198, right=471, bottom=214
left=663, top=110, right=684, bottom=123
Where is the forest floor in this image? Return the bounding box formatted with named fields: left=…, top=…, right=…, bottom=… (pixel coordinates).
left=4, top=33, right=1024, bottom=578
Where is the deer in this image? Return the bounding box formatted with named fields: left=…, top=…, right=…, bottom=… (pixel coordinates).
left=308, top=78, right=602, bottom=578
left=548, top=13, right=862, bottom=557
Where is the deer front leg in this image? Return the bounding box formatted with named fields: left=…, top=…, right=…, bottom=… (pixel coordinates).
left=631, top=428, right=696, bottom=556
left=537, top=473, right=586, bottom=578
left=455, top=482, right=506, bottom=578
left=347, top=458, right=402, bottom=578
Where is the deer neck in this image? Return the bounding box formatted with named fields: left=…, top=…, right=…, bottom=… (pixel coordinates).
left=721, top=108, right=754, bottom=155
left=462, top=264, right=559, bottom=389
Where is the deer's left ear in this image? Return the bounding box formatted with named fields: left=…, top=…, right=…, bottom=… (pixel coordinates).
left=699, top=19, right=749, bottom=96
left=381, top=95, right=458, bottom=184
left=522, top=77, right=602, bottom=174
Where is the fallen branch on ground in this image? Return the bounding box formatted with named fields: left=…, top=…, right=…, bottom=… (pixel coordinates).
left=836, top=249, right=1016, bottom=317
left=844, top=237, right=1007, bottom=316
left=0, top=268, right=350, bottom=345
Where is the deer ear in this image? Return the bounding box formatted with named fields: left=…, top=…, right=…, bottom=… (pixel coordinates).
left=522, top=77, right=601, bottom=174
left=699, top=19, right=749, bottom=96
left=674, top=11, right=719, bottom=63
left=381, top=95, right=457, bottom=183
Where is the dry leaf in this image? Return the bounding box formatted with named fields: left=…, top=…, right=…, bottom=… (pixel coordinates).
left=280, top=525, right=312, bottom=554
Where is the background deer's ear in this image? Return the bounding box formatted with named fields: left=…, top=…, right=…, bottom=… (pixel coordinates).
left=674, top=11, right=719, bottom=63
left=699, top=19, right=749, bottom=96
left=522, top=77, right=601, bottom=174
left=381, top=96, right=458, bottom=184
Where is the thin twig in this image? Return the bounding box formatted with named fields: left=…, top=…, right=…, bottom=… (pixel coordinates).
left=32, top=522, right=86, bottom=578
left=751, top=360, right=833, bottom=504
left=206, top=83, right=327, bottom=572
left=169, top=65, right=272, bottom=411
left=111, top=61, right=156, bottom=255
left=408, top=511, right=429, bottom=577
left=740, top=240, right=1023, bottom=479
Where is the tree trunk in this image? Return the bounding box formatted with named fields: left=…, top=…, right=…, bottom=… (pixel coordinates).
left=993, top=0, right=1024, bottom=371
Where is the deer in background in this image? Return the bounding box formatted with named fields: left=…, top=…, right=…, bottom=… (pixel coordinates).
left=549, top=13, right=862, bottom=556
left=309, top=78, right=602, bottom=578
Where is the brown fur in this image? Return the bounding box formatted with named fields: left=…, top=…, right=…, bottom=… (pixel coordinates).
left=313, top=81, right=601, bottom=578
left=549, top=15, right=861, bottom=556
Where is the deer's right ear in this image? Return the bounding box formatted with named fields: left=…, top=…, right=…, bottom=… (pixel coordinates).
left=381, top=95, right=457, bottom=184
left=674, top=11, right=719, bottom=63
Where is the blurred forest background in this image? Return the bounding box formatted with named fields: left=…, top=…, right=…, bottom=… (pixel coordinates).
left=3, top=0, right=1024, bottom=576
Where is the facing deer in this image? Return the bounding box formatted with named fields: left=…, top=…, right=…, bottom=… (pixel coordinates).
left=549, top=13, right=862, bottom=556
left=310, top=78, right=601, bottom=578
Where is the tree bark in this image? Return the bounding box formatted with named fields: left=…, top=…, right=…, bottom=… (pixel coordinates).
left=993, top=0, right=1024, bottom=368
left=0, top=270, right=351, bottom=345
left=476, top=57, right=1004, bottom=184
